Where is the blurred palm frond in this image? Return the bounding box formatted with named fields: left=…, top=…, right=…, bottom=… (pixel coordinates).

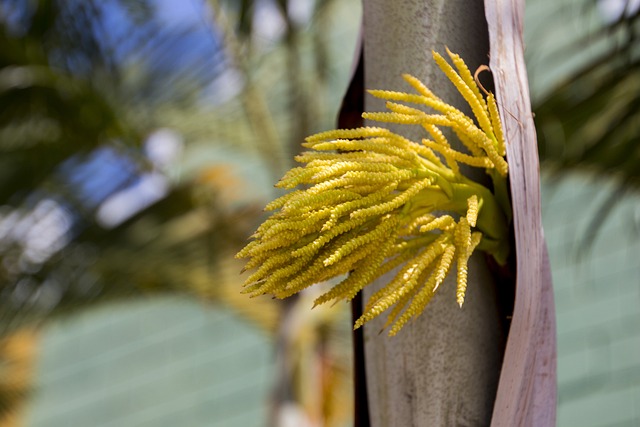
left=531, top=0, right=640, bottom=245
left=0, top=0, right=253, bottom=333
left=0, top=0, right=360, bottom=424
left=535, top=5, right=639, bottom=186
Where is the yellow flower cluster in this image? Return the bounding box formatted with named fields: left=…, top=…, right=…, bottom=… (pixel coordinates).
left=237, top=49, right=511, bottom=335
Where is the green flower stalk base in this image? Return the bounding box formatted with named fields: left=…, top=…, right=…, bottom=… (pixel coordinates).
left=237, top=49, right=511, bottom=336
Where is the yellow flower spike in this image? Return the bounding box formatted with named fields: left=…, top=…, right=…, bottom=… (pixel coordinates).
left=329, top=238, right=398, bottom=303
left=445, top=47, right=486, bottom=110
left=276, top=166, right=323, bottom=188
left=302, top=170, right=409, bottom=195
left=363, top=111, right=455, bottom=129
left=279, top=239, right=380, bottom=298
left=323, top=244, right=420, bottom=310
left=370, top=85, right=456, bottom=116
left=388, top=272, right=440, bottom=336
left=432, top=243, right=457, bottom=292
left=432, top=50, right=494, bottom=137
left=308, top=139, right=417, bottom=162
left=456, top=231, right=483, bottom=307
left=323, top=215, right=400, bottom=267
left=452, top=216, right=473, bottom=308
left=370, top=240, right=452, bottom=335
left=402, top=73, right=438, bottom=99
left=243, top=249, right=292, bottom=271
left=244, top=250, right=301, bottom=283
left=421, top=139, right=494, bottom=169
left=452, top=126, right=484, bottom=157
left=290, top=214, right=372, bottom=258
left=237, top=50, right=512, bottom=335
left=466, top=195, right=480, bottom=227
left=311, top=161, right=401, bottom=182
left=454, top=217, right=472, bottom=251
left=313, top=243, right=391, bottom=307
left=321, top=184, right=397, bottom=228
left=361, top=112, right=425, bottom=126
left=368, top=90, right=431, bottom=107
left=419, top=215, right=456, bottom=233
left=405, top=213, right=437, bottom=231
left=296, top=151, right=395, bottom=165
left=263, top=190, right=300, bottom=211
left=344, top=184, right=391, bottom=197
left=420, top=124, right=460, bottom=173
left=384, top=101, right=432, bottom=117
left=382, top=284, right=422, bottom=330
left=385, top=133, right=447, bottom=169
left=247, top=228, right=313, bottom=255
left=349, top=179, right=433, bottom=220
left=357, top=237, right=448, bottom=326
left=456, top=265, right=469, bottom=307
left=304, top=126, right=391, bottom=144
left=487, top=93, right=507, bottom=156
left=345, top=128, right=429, bottom=163
left=422, top=122, right=451, bottom=148
left=244, top=255, right=311, bottom=295
left=446, top=110, right=509, bottom=176
left=260, top=211, right=329, bottom=240
left=282, top=190, right=360, bottom=214
left=382, top=260, right=439, bottom=330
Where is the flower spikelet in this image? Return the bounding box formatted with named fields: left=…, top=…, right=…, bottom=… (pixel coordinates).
left=237, top=50, right=511, bottom=335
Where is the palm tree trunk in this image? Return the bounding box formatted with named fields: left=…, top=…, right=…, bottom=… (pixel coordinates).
left=348, top=1, right=557, bottom=425
left=359, top=1, right=506, bottom=426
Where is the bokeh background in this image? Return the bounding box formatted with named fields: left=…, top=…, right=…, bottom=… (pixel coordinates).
left=0, top=0, right=638, bottom=426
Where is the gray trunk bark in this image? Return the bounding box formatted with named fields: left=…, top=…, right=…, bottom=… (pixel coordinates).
left=361, top=1, right=506, bottom=426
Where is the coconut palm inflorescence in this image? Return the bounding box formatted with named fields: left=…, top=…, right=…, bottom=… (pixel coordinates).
left=237, top=49, right=511, bottom=335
